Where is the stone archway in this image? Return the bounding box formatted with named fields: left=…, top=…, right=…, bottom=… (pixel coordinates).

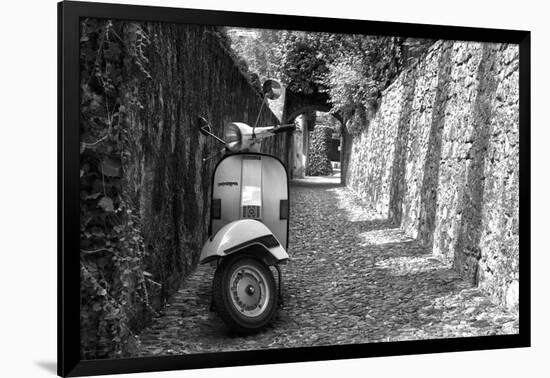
left=282, top=90, right=343, bottom=125
left=282, top=89, right=348, bottom=182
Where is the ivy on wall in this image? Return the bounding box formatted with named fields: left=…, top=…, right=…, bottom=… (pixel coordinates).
left=79, top=18, right=155, bottom=359
left=78, top=18, right=288, bottom=359
left=306, top=126, right=334, bottom=176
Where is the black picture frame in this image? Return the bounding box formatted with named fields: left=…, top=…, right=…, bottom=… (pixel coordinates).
left=58, top=1, right=531, bottom=376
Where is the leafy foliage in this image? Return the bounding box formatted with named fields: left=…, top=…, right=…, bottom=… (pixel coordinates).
left=343, top=105, right=369, bottom=137
left=215, top=28, right=267, bottom=93
left=224, top=28, right=284, bottom=83
left=323, top=37, right=400, bottom=112
left=225, top=28, right=433, bottom=134
left=306, top=126, right=334, bottom=176
left=316, top=111, right=341, bottom=129
left=80, top=18, right=155, bottom=359
left=276, top=31, right=331, bottom=95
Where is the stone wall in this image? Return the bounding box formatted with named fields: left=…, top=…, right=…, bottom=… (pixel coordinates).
left=126, top=22, right=288, bottom=300
left=80, top=20, right=289, bottom=357
left=346, top=40, right=519, bottom=311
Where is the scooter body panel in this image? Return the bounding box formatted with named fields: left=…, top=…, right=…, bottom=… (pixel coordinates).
left=210, top=153, right=289, bottom=249
left=200, top=219, right=289, bottom=263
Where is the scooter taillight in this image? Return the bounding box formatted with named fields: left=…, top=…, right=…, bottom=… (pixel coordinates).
left=279, top=199, right=288, bottom=220
left=211, top=198, right=221, bottom=219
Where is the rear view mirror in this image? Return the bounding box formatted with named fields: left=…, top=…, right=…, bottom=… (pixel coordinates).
left=262, top=80, right=282, bottom=100
left=197, top=116, right=211, bottom=137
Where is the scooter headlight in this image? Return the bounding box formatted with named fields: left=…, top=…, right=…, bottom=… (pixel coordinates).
left=224, top=123, right=242, bottom=152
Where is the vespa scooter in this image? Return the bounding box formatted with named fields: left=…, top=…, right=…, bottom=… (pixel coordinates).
left=197, top=80, right=295, bottom=334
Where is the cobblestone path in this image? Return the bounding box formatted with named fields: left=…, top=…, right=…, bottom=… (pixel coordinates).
left=135, top=177, right=518, bottom=356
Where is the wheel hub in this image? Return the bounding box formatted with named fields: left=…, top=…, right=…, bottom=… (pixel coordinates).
left=229, top=264, right=270, bottom=317
left=245, top=285, right=255, bottom=296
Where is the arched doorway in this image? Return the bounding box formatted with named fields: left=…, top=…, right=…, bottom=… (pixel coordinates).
left=281, top=88, right=354, bottom=184
left=288, top=109, right=344, bottom=180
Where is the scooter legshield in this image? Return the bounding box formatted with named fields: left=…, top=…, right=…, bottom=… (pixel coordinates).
left=200, top=219, right=289, bottom=264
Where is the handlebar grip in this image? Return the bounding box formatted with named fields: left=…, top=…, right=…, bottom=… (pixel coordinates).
left=272, top=124, right=296, bottom=134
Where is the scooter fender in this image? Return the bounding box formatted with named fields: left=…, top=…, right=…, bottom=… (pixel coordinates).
left=200, top=219, right=289, bottom=265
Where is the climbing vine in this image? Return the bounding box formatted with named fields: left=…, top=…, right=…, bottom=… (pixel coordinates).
left=306, top=126, right=334, bottom=176
left=79, top=18, right=155, bottom=359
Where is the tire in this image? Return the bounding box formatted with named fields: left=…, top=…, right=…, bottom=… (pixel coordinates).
left=213, top=254, right=277, bottom=334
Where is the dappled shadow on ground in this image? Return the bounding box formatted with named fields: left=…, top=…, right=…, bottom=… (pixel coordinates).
left=134, top=182, right=518, bottom=357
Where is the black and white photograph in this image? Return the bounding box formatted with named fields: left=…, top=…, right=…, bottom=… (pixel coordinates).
left=77, top=15, right=521, bottom=361
left=10, top=0, right=550, bottom=376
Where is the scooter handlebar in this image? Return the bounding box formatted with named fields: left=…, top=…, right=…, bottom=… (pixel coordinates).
left=271, top=124, right=296, bottom=134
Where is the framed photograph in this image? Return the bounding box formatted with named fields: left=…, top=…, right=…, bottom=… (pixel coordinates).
left=58, top=0, right=530, bottom=376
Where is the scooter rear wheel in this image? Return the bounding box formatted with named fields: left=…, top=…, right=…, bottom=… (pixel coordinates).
left=213, top=254, right=277, bottom=334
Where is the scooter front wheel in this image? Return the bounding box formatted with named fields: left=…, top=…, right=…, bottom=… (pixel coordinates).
left=213, top=254, right=277, bottom=334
